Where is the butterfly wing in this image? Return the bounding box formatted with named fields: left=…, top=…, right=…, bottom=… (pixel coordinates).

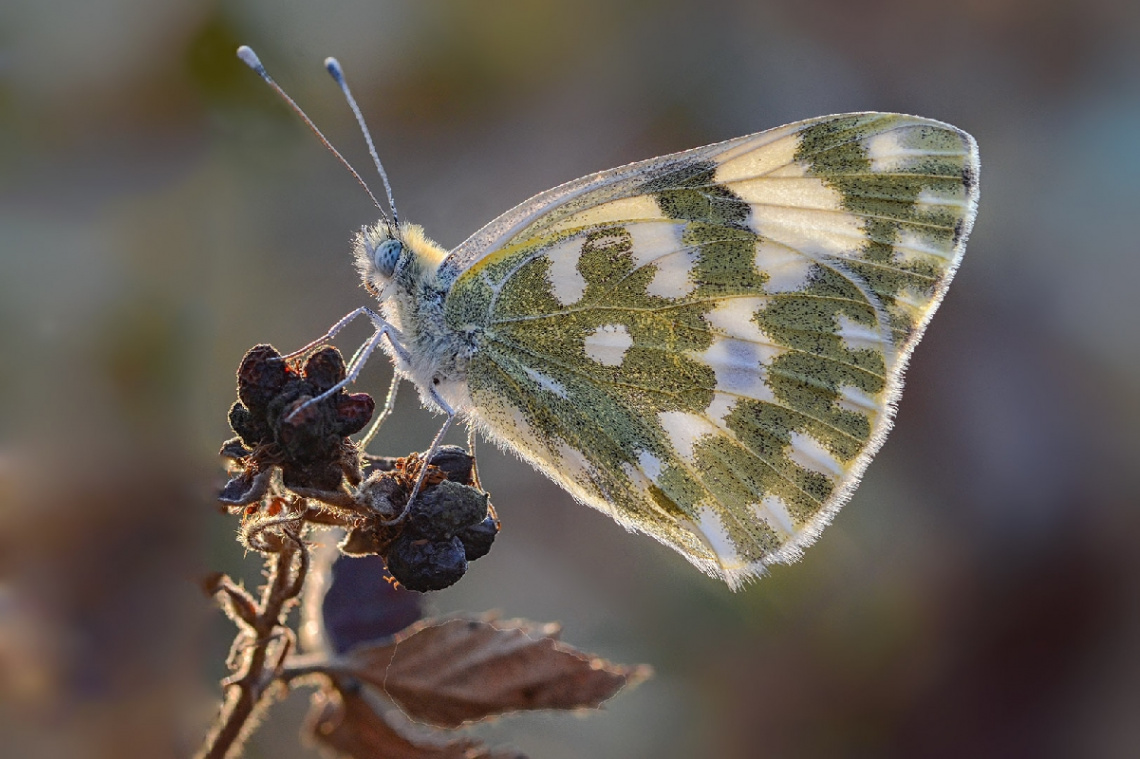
left=442, top=113, right=979, bottom=587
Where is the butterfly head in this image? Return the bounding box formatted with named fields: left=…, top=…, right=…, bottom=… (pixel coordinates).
left=354, top=220, right=448, bottom=298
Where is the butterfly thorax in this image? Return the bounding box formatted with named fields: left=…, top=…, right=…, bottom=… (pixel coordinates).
left=354, top=221, right=476, bottom=413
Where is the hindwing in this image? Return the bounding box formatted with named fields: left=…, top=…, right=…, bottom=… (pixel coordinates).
left=443, top=113, right=979, bottom=586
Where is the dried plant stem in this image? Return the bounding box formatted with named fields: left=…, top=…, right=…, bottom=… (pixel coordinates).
left=198, top=528, right=308, bottom=759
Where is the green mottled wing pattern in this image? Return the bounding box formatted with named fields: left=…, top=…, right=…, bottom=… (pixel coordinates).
left=442, top=113, right=979, bottom=587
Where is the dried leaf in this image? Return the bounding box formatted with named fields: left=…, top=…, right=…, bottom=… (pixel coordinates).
left=336, top=616, right=651, bottom=728
left=306, top=683, right=523, bottom=759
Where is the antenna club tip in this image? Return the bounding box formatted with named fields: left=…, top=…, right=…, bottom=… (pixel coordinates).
left=324, top=57, right=345, bottom=82
left=236, top=45, right=264, bottom=72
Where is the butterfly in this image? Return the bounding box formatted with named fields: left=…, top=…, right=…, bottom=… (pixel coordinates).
left=240, top=47, right=979, bottom=589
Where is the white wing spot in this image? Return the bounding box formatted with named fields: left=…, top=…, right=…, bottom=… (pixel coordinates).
left=627, top=221, right=684, bottom=265
left=915, top=187, right=968, bottom=212
left=701, top=298, right=782, bottom=360
left=522, top=366, right=569, bottom=399
left=835, top=314, right=885, bottom=353
left=704, top=392, right=738, bottom=425
left=544, top=238, right=587, bottom=305
left=754, top=496, right=796, bottom=538
left=731, top=170, right=864, bottom=258
left=836, top=384, right=879, bottom=415
left=894, top=287, right=929, bottom=313
left=584, top=323, right=632, bottom=366
left=697, top=337, right=777, bottom=403
left=648, top=250, right=699, bottom=298
left=897, top=227, right=953, bottom=262
left=694, top=299, right=782, bottom=403
left=864, top=130, right=911, bottom=172
left=756, top=241, right=813, bottom=293
left=697, top=508, right=744, bottom=570
left=638, top=449, right=664, bottom=481
left=658, top=410, right=718, bottom=461
left=787, top=431, right=845, bottom=478
left=865, top=128, right=968, bottom=173
left=626, top=222, right=698, bottom=299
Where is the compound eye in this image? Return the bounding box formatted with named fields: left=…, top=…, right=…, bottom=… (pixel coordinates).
left=373, top=239, right=403, bottom=278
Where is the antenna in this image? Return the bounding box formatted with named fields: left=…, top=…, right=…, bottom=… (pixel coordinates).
left=324, top=57, right=399, bottom=226
left=236, top=45, right=387, bottom=219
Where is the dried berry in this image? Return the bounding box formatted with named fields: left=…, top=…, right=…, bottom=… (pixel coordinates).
left=236, top=344, right=289, bottom=412
left=335, top=393, right=375, bottom=437
left=222, top=344, right=374, bottom=496
left=458, top=514, right=500, bottom=561
left=219, top=468, right=262, bottom=505
left=426, top=445, right=476, bottom=484
left=303, top=346, right=347, bottom=393
left=228, top=401, right=268, bottom=447
left=219, top=437, right=252, bottom=461
left=385, top=535, right=468, bottom=592
left=405, top=480, right=488, bottom=540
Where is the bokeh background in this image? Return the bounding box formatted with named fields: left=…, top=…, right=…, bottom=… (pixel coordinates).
left=2, top=1, right=1138, bottom=757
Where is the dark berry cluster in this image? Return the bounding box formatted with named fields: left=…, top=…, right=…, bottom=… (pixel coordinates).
left=382, top=448, right=500, bottom=592
left=224, top=344, right=375, bottom=492
left=219, top=345, right=500, bottom=594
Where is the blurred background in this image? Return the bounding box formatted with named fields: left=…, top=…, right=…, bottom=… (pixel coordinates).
left=1, top=1, right=1138, bottom=757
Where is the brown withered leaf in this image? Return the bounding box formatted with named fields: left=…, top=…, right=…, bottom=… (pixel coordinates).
left=333, top=615, right=651, bottom=728
left=306, top=682, right=524, bottom=759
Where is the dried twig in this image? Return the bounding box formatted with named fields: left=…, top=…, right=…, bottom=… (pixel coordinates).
left=198, top=524, right=307, bottom=759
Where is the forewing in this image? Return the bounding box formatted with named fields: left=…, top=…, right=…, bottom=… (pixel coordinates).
left=444, top=113, right=979, bottom=587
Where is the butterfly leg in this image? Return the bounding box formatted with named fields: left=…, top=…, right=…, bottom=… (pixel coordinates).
left=408, top=388, right=457, bottom=502
left=463, top=426, right=494, bottom=519
left=284, top=313, right=406, bottom=422
left=275, top=306, right=378, bottom=363
left=378, top=390, right=456, bottom=526
left=466, top=427, right=483, bottom=491
left=356, top=374, right=399, bottom=452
